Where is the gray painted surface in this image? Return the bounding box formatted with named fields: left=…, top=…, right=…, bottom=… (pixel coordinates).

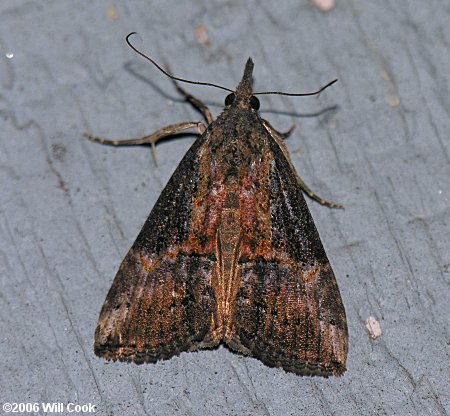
left=1, top=1, right=449, bottom=415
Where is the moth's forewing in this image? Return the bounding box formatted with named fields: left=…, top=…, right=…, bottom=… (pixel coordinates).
left=94, top=132, right=221, bottom=363
left=225, top=127, right=348, bottom=377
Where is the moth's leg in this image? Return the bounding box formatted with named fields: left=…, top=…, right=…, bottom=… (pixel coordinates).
left=277, top=124, right=296, bottom=139
left=262, top=119, right=343, bottom=209
left=84, top=121, right=206, bottom=165
left=170, top=79, right=213, bottom=124
left=261, top=118, right=295, bottom=139
left=294, top=174, right=343, bottom=209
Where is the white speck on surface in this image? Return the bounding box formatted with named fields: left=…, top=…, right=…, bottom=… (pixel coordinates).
left=311, top=0, right=335, bottom=12
left=6, top=52, right=14, bottom=59
left=365, top=316, right=382, bottom=339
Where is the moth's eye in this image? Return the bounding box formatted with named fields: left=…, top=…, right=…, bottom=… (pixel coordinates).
left=250, top=95, right=260, bottom=110
left=225, top=93, right=235, bottom=106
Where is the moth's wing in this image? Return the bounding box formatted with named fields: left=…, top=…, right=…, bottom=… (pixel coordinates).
left=227, top=131, right=348, bottom=377
left=94, top=133, right=219, bottom=363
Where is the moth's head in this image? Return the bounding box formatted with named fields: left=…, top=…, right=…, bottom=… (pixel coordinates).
left=224, top=58, right=260, bottom=112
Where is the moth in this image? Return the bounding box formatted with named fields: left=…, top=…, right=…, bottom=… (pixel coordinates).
left=87, top=33, right=348, bottom=377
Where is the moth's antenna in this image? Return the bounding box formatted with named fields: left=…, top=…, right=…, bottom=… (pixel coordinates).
left=254, top=79, right=338, bottom=96
left=126, top=32, right=233, bottom=93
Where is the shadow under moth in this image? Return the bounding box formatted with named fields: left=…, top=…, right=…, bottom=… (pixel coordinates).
left=87, top=33, right=348, bottom=377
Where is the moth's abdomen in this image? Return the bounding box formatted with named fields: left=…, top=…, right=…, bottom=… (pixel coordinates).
left=213, top=186, right=242, bottom=336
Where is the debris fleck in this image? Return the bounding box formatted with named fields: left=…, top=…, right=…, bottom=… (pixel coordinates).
left=106, top=6, right=118, bottom=21
left=194, top=24, right=212, bottom=48
left=365, top=316, right=382, bottom=339
left=311, top=0, right=335, bottom=12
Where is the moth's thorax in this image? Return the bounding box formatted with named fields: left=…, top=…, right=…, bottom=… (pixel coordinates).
left=210, top=107, right=265, bottom=157
left=219, top=105, right=260, bottom=123
left=205, top=109, right=269, bottom=188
